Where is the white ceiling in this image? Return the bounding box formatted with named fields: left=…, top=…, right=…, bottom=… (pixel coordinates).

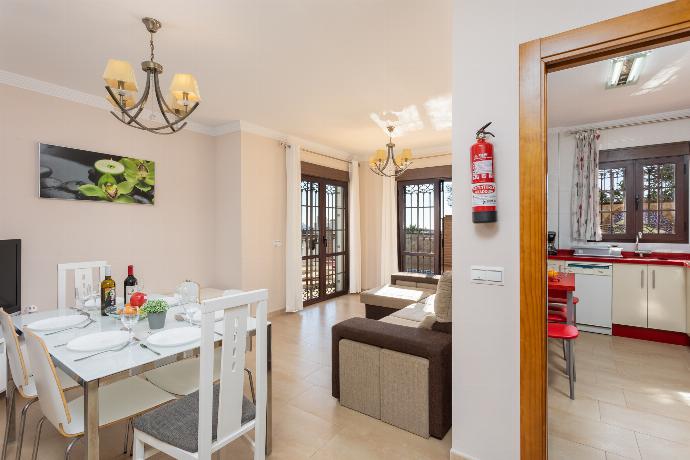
left=0, top=0, right=452, bottom=156
left=548, top=39, right=690, bottom=128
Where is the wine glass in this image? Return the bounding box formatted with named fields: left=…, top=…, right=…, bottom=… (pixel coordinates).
left=181, top=302, right=199, bottom=327
left=120, top=306, right=140, bottom=342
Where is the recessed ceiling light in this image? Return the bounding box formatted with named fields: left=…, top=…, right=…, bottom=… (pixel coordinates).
left=606, top=52, right=650, bottom=89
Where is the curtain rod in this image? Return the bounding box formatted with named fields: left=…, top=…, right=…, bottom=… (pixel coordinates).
left=279, top=141, right=351, bottom=164
left=566, top=113, right=690, bottom=135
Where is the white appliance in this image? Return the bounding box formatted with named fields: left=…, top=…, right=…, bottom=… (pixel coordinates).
left=564, top=261, right=613, bottom=334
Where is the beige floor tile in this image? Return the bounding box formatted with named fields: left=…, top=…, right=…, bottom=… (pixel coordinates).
left=599, top=402, right=690, bottom=446
left=623, top=389, right=690, bottom=423
left=549, top=407, right=641, bottom=459
left=635, top=432, right=690, bottom=460
left=548, top=387, right=602, bottom=421
left=548, top=435, right=606, bottom=460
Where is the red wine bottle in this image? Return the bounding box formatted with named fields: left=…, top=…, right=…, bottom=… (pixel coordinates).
left=123, top=265, right=138, bottom=304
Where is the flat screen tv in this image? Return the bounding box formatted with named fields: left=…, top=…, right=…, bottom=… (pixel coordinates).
left=0, top=239, right=21, bottom=314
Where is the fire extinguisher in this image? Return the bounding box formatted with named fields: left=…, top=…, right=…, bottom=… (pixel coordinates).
left=471, top=122, right=497, bottom=223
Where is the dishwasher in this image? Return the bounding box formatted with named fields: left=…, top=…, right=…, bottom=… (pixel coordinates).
left=564, top=261, right=613, bottom=335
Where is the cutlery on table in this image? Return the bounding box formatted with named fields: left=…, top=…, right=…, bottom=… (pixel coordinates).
left=44, top=318, right=95, bottom=336
left=73, top=341, right=131, bottom=362
left=140, top=343, right=161, bottom=356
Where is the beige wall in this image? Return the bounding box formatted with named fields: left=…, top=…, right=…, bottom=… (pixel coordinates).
left=0, top=84, right=218, bottom=309
left=239, top=132, right=287, bottom=312
left=301, top=150, right=349, bottom=171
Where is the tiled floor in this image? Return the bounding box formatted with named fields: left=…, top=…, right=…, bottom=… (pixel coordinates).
left=1, top=294, right=451, bottom=459
left=548, top=331, right=690, bottom=460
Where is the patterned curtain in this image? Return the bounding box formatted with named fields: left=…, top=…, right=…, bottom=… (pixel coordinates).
left=571, top=130, right=602, bottom=241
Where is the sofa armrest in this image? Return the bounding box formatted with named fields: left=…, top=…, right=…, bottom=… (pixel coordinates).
left=331, top=317, right=452, bottom=438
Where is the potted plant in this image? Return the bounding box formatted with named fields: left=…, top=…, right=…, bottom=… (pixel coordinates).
left=141, top=299, right=169, bottom=329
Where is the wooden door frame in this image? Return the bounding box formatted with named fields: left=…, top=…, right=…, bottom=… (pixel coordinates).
left=519, top=1, right=690, bottom=458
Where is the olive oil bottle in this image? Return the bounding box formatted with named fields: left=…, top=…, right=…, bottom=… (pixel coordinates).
left=100, top=266, right=116, bottom=316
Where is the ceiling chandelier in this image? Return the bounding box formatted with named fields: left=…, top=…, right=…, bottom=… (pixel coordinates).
left=368, top=125, right=413, bottom=177
left=102, top=17, right=200, bottom=135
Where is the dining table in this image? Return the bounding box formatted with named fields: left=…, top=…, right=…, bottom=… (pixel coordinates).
left=6, top=301, right=272, bottom=459
left=548, top=272, right=576, bottom=324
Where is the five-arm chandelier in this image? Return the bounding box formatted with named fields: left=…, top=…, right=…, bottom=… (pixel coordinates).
left=368, top=125, right=413, bottom=177
left=102, top=17, right=200, bottom=135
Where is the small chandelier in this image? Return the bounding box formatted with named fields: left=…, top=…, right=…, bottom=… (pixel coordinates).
left=369, top=125, right=413, bottom=177
left=102, top=17, right=200, bottom=135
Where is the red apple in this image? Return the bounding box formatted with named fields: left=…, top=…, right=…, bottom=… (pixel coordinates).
left=130, top=292, right=147, bottom=307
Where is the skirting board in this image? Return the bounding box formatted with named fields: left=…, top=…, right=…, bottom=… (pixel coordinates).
left=450, top=448, right=481, bottom=460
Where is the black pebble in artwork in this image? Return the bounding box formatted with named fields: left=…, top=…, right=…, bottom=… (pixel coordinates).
left=62, top=180, right=87, bottom=193
left=41, top=188, right=77, bottom=199
left=40, top=166, right=53, bottom=178
left=40, top=177, right=62, bottom=189
left=132, top=195, right=152, bottom=205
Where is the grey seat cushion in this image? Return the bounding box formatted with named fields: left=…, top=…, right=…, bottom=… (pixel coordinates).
left=134, top=383, right=255, bottom=453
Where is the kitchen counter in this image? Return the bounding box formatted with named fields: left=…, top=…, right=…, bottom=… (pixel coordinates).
left=549, top=250, right=690, bottom=267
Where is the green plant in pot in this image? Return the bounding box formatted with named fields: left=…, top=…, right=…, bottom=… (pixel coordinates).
left=141, top=299, right=169, bottom=329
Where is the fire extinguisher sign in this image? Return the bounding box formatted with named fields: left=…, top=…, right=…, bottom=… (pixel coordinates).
left=471, top=122, right=498, bottom=223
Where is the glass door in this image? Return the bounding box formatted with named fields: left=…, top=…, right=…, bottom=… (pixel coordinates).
left=301, top=176, right=348, bottom=305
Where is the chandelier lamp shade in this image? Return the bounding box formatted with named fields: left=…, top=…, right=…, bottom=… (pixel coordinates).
left=369, top=125, right=413, bottom=177
left=102, top=17, right=201, bottom=134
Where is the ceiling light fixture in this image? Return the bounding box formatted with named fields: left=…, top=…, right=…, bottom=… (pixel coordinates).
left=102, top=17, right=201, bottom=134
left=369, top=125, right=413, bottom=177
left=606, top=52, right=649, bottom=89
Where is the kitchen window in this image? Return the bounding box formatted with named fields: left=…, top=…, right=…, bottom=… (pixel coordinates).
left=598, top=142, right=689, bottom=243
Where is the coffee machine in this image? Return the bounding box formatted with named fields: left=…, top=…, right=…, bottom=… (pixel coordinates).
left=547, top=231, right=557, bottom=255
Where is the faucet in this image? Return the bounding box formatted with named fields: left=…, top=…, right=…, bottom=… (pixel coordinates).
left=635, top=232, right=643, bottom=252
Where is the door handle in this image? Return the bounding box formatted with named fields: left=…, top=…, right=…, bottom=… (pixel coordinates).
left=652, top=269, right=655, bottom=289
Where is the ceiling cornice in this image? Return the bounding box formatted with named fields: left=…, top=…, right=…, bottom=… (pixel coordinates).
left=548, top=107, right=690, bottom=134
left=0, top=69, right=353, bottom=159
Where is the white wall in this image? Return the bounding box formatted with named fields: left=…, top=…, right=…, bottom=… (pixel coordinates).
left=452, top=1, right=668, bottom=459
left=548, top=118, right=690, bottom=252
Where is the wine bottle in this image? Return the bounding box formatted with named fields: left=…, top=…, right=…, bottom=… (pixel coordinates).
left=124, top=265, right=138, bottom=305
left=100, top=266, right=116, bottom=316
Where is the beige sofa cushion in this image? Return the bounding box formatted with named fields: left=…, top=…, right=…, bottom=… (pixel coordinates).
left=379, top=315, right=421, bottom=328
left=434, top=272, right=452, bottom=323
left=360, top=284, right=434, bottom=310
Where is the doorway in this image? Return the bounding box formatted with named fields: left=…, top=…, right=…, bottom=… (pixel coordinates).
left=519, top=2, right=690, bottom=458
left=301, top=176, right=349, bottom=305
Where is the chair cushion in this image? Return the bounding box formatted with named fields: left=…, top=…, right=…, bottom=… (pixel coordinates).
left=434, top=272, right=452, bottom=323
left=134, top=383, right=255, bottom=453
left=360, top=285, right=434, bottom=310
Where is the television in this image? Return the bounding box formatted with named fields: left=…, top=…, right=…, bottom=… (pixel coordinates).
left=0, top=239, right=21, bottom=314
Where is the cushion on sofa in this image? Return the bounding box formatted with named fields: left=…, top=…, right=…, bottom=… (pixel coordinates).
left=380, top=315, right=422, bottom=328
left=360, top=284, right=434, bottom=310
left=434, top=272, right=452, bottom=323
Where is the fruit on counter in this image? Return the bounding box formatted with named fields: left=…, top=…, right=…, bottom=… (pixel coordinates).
left=129, top=291, right=147, bottom=307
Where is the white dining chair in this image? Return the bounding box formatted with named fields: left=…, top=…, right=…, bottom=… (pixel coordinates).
left=57, top=261, right=108, bottom=310
left=0, top=310, right=80, bottom=460
left=133, top=289, right=268, bottom=460
left=24, top=330, right=176, bottom=459
left=142, top=288, right=255, bottom=399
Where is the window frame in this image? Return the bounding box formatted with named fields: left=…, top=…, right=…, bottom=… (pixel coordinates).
left=598, top=142, right=689, bottom=244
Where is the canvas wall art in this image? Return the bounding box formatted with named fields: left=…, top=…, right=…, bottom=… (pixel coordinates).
left=39, top=144, right=155, bottom=205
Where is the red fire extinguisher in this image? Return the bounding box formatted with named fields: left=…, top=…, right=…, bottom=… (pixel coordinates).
left=471, top=122, right=497, bottom=223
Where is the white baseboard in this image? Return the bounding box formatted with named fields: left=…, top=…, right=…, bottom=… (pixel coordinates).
left=450, top=448, right=481, bottom=460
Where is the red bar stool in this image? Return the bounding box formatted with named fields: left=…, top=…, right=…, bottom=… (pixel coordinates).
left=547, top=311, right=567, bottom=323
left=548, top=323, right=579, bottom=399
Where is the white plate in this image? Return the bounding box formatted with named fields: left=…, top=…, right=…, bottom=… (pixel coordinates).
left=66, top=331, right=130, bottom=353
left=147, top=327, right=201, bottom=347
left=192, top=310, right=224, bottom=323
left=26, top=315, right=89, bottom=332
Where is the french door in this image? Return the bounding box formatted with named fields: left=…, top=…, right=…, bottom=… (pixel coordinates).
left=301, top=176, right=348, bottom=305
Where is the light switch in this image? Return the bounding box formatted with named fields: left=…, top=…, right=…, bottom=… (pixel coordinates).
left=470, top=265, right=504, bottom=285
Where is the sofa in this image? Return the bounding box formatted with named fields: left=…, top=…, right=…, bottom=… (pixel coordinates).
left=332, top=272, right=452, bottom=439
left=360, top=272, right=440, bottom=320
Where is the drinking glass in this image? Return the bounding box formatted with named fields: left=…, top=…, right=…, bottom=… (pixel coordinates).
left=120, top=306, right=140, bottom=342
left=181, top=303, right=200, bottom=326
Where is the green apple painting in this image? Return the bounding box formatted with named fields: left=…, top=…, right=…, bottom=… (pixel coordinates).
left=39, top=144, right=155, bottom=205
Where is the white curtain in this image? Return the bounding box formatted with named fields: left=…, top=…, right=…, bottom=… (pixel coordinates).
left=380, top=172, right=398, bottom=285
left=285, top=143, right=303, bottom=312
left=571, top=130, right=602, bottom=241
left=348, top=161, right=362, bottom=293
